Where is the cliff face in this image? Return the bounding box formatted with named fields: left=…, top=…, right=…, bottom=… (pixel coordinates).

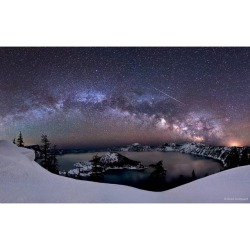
left=159, top=142, right=250, bottom=170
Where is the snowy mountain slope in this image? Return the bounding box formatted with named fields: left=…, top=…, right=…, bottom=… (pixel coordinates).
left=0, top=140, right=249, bottom=203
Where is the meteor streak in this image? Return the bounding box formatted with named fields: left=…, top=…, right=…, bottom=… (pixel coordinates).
left=148, top=83, right=185, bottom=105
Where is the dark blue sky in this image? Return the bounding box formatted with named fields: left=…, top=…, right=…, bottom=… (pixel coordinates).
left=0, top=47, right=250, bottom=148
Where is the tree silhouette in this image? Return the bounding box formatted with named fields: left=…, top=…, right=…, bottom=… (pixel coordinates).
left=192, top=169, right=197, bottom=180
left=40, top=134, right=50, bottom=170
left=226, top=147, right=240, bottom=168
left=17, top=132, right=24, bottom=147
left=239, top=147, right=249, bottom=166
left=90, top=154, right=103, bottom=179
left=150, top=160, right=167, bottom=176
left=13, top=138, right=16, bottom=144
left=40, top=135, right=59, bottom=174
left=49, top=145, right=59, bottom=174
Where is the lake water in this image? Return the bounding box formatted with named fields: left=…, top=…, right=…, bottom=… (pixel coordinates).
left=57, top=151, right=222, bottom=191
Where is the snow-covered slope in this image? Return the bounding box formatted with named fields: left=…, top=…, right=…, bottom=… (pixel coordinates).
left=100, top=152, right=118, bottom=164
left=0, top=140, right=249, bottom=203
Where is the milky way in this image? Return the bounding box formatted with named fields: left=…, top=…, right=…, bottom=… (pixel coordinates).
left=0, top=47, right=250, bottom=148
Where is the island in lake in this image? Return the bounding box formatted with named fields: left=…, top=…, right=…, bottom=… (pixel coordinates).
left=61, top=152, right=147, bottom=179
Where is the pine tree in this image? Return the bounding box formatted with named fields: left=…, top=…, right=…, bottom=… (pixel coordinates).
left=226, top=147, right=240, bottom=168
left=49, top=145, right=59, bottom=174
left=41, top=134, right=50, bottom=170
left=17, top=132, right=24, bottom=147
left=150, top=160, right=167, bottom=176
left=40, top=135, right=59, bottom=174
left=192, top=169, right=197, bottom=180
left=13, top=138, right=16, bottom=144
left=239, top=148, right=249, bottom=166
left=91, top=154, right=100, bottom=178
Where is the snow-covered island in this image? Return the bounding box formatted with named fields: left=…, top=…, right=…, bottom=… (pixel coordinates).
left=65, top=152, right=146, bottom=178
left=0, top=140, right=250, bottom=202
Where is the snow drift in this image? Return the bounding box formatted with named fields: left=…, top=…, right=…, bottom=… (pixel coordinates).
left=0, top=140, right=249, bottom=203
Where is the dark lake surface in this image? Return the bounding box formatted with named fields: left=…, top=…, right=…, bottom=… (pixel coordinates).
left=57, top=151, right=222, bottom=191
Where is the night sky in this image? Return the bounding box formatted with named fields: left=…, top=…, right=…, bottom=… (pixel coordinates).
left=0, top=47, right=250, bottom=148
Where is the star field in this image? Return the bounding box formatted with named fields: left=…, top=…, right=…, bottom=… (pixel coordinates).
left=0, top=47, right=250, bottom=148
